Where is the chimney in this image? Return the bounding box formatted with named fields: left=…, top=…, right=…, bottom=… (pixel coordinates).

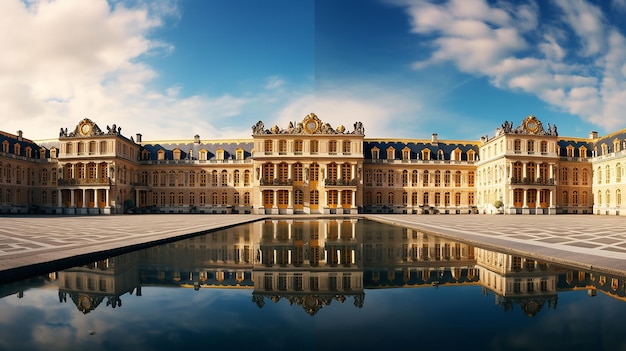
left=194, top=134, right=200, bottom=144
left=17, top=130, right=23, bottom=141
left=135, top=133, right=142, bottom=144
left=589, top=131, right=598, bottom=139
left=431, top=133, right=438, bottom=144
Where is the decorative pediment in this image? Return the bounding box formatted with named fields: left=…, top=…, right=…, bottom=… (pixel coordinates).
left=251, top=293, right=365, bottom=315
left=60, top=118, right=123, bottom=138
left=252, top=113, right=365, bottom=136
left=497, top=115, right=558, bottom=137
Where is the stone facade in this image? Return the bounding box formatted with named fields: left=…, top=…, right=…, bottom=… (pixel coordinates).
left=0, top=113, right=624, bottom=215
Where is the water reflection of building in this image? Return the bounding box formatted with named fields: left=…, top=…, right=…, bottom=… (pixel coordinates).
left=362, top=222, right=479, bottom=288
left=252, top=219, right=364, bottom=315
left=45, top=220, right=626, bottom=316
left=58, top=256, right=140, bottom=314
left=475, top=248, right=559, bottom=317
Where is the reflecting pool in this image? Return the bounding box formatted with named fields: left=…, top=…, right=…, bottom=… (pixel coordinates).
left=2, top=218, right=626, bottom=351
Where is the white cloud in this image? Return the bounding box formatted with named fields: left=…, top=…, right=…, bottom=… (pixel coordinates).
left=275, top=83, right=423, bottom=138
left=0, top=0, right=273, bottom=141
left=394, top=0, right=626, bottom=132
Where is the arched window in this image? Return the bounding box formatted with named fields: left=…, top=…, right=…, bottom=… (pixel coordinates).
left=221, top=170, right=228, bottom=186
left=234, top=170, right=240, bottom=186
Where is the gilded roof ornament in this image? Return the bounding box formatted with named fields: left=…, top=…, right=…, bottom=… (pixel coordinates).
left=496, top=115, right=558, bottom=137
left=251, top=113, right=365, bottom=135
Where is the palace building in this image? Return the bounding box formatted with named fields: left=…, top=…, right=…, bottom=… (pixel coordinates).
left=1, top=113, right=625, bottom=215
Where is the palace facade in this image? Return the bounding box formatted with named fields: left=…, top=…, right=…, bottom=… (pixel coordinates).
left=1, top=113, right=625, bottom=215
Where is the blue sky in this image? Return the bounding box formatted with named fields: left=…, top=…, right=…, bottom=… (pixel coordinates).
left=2, top=0, right=626, bottom=141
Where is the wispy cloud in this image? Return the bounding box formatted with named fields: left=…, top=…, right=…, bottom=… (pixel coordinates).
left=392, top=0, right=626, bottom=132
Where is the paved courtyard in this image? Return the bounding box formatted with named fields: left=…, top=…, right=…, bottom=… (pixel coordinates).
left=370, top=214, right=626, bottom=274
left=1, top=214, right=626, bottom=282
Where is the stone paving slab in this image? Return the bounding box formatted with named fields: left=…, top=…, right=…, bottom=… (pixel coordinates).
left=0, top=214, right=262, bottom=282
left=367, top=214, right=626, bottom=275
left=1, top=214, right=626, bottom=283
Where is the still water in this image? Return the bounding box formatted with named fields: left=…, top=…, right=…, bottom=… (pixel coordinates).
left=1, top=218, right=626, bottom=351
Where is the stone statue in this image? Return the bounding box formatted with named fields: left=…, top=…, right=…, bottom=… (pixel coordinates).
left=353, top=121, right=364, bottom=135
left=252, top=121, right=264, bottom=135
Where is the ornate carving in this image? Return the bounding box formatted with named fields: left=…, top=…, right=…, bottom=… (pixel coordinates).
left=495, top=115, right=558, bottom=137
left=61, top=118, right=109, bottom=138
left=251, top=113, right=365, bottom=135
left=251, top=292, right=365, bottom=315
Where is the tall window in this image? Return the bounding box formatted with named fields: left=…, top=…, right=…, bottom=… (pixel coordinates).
left=221, top=170, right=228, bottom=186
left=343, top=141, right=351, bottom=154
left=244, top=170, right=250, bottom=186
left=234, top=170, right=240, bottom=186
left=264, top=140, right=273, bottom=153
left=278, top=162, right=289, bottom=181
left=310, top=190, right=319, bottom=205
left=278, top=140, right=287, bottom=154
left=211, top=170, right=218, bottom=186
left=310, top=140, right=319, bottom=153
left=310, top=163, right=319, bottom=181
left=263, top=163, right=274, bottom=182
left=328, top=163, right=338, bottom=181
left=294, top=140, right=303, bottom=154
left=294, top=189, right=303, bottom=205
left=341, top=163, right=351, bottom=182
left=329, top=141, right=337, bottom=154
left=293, top=163, right=303, bottom=182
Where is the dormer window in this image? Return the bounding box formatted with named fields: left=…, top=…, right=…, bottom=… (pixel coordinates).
left=386, top=147, right=395, bottom=160
left=173, top=148, right=181, bottom=160
left=157, top=150, right=165, bottom=160
left=14, top=143, right=21, bottom=155
left=421, top=148, right=430, bottom=161
left=452, top=148, right=461, bottom=161
left=216, top=148, right=225, bottom=160
left=402, top=147, right=411, bottom=160
left=199, top=149, right=208, bottom=161
left=371, top=147, right=380, bottom=160
left=236, top=148, right=244, bottom=160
